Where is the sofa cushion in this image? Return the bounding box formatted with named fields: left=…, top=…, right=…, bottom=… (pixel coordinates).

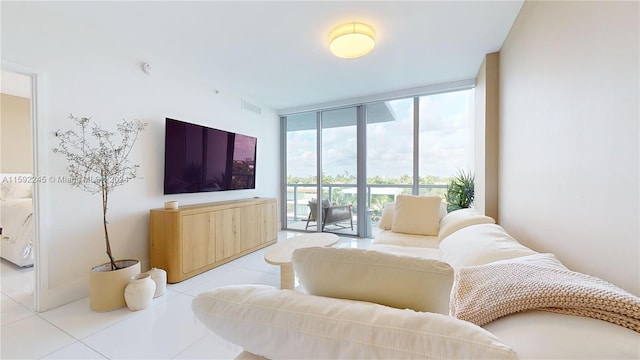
left=438, top=208, right=496, bottom=241
left=292, top=247, right=453, bottom=314
left=391, top=195, right=441, bottom=236
left=373, top=230, right=439, bottom=248
left=368, top=244, right=441, bottom=261
left=192, top=284, right=518, bottom=360
left=484, top=310, right=640, bottom=359
left=439, top=223, right=538, bottom=269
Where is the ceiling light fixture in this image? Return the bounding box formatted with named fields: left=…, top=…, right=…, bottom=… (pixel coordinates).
left=329, top=22, right=376, bottom=59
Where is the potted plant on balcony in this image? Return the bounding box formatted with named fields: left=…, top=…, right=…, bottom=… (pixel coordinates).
left=53, top=114, right=147, bottom=311
left=446, top=169, right=475, bottom=212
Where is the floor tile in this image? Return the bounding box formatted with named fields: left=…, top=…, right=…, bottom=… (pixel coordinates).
left=39, top=290, right=180, bottom=339
left=40, top=341, right=107, bottom=359
left=173, top=330, right=243, bottom=359
left=1, top=315, right=76, bottom=359
left=186, top=266, right=280, bottom=296
left=167, top=264, right=236, bottom=294
left=81, top=294, right=207, bottom=359
left=1, top=259, right=35, bottom=310
left=1, top=292, right=34, bottom=326
left=335, top=236, right=372, bottom=249
left=227, top=246, right=279, bottom=275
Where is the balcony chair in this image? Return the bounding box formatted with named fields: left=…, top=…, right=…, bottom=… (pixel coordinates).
left=305, top=199, right=354, bottom=231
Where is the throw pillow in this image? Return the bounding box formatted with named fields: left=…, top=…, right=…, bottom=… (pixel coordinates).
left=438, top=208, right=496, bottom=241
left=192, top=284, right=518, bottom=360
left=379, top=201, right=447, bottom=231
left=391, top=195, right=441, bottom=236
left=378, top=202, right=395, bottom=229
left=292, top=247, right=453, bottom=314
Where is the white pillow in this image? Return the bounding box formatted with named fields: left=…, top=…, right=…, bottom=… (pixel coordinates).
left=192, top=285, right=518, bottom=360
left=391, top=195, right=441, bottom=236
left=438, top=208, right=496, bottom=241
left=379, top=201, right=447, bottom=230
left=378, top=202, right=395, bottom=230
left=439, top=223, right=538, bottom=269
left=438, top=201, right=448, bottom=220
left=292, top=247, right=453, bottom=314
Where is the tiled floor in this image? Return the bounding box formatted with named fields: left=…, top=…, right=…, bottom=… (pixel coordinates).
left=1, top=231, right=371, bottom=359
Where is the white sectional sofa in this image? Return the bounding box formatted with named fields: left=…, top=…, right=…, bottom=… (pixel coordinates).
left=192, top=195, right=640, bottom=359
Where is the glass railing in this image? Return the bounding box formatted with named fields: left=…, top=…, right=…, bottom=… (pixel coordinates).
left=285, top=183, right=448, bottom=225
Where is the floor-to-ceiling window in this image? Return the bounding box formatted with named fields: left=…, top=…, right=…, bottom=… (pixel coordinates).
left=284, top=112, right=317, bottom=231
left=282, top=86, right=474, bottom=238
left=418, top=89, right=474, bottom=197
left=365, top=99, right=414, bottom=232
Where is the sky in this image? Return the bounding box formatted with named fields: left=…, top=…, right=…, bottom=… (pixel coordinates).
left=286, top=89, right=474, bottom=180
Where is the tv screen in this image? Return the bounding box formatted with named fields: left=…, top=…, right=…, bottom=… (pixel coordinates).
left=164, top=118, right=257, bottom=194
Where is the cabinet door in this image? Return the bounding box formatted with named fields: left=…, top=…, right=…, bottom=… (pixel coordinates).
left=213, top=208, right=240, bottom=261
left=239, top=205, right=260, bottom=251
left=260, top=201, right=277, bottom=244
left=181, top=213, right=215, bottom=274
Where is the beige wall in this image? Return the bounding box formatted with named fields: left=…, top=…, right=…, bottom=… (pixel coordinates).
left=1, top=93, right=32, bottom=173
left=474, top=53, right=500, bottom=221
left=499, top=1, right=639, bottom=295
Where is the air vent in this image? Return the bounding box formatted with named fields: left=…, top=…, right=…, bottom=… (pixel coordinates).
left=241, top=100, right=261, bottom=115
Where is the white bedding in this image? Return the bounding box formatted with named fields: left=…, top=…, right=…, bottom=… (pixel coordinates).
left=1, top=196, right=34, bottom=267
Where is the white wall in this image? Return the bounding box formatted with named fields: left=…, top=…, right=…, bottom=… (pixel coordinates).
left=499, top=1, right=639, bottom=295
left=2, top=4, right=280, bottom=310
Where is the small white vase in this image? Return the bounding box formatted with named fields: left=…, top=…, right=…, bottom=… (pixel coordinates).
left=124, top=273, right=156, bottom=311
left=145, top=267, right=167, bottom=298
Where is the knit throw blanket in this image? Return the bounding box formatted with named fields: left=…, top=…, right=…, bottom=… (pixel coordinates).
left=450, top=261, right=640, bottom=333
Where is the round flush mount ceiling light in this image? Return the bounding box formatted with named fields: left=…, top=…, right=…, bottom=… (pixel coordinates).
left=329, top=22, right=376, bottom=59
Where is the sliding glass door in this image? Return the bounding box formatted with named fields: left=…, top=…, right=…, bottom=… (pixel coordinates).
left=283, top=108, right=359, bottom=236
left=320, top=107, right=358, bottom=236
left=284, top=112, right=317, bottom=231
left=282, top=87, right=474, bottom=238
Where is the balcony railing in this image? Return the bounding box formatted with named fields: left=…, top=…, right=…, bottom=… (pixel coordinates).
left=286, top=183, right=448, bottom=222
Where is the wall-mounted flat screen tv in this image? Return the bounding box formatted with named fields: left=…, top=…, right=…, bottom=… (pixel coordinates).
left=164, top=118, right=257, bottom=194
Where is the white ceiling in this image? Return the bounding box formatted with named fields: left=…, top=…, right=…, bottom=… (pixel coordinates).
left=4, top=1, right=524, bottom=112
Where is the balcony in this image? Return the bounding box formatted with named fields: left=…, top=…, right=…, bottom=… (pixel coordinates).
left=285, top=183, right=447, bottom=237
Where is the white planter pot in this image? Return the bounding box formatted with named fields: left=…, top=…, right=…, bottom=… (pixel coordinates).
left=124, top=273, right=156, bottom=311
left=89, top=259, right=140, bottom=312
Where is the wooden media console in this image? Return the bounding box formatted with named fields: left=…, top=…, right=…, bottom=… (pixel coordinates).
left=150, top=198, right=278, bottom=283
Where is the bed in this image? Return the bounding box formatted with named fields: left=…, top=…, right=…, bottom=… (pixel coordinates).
left=0, top=174, right=34, bottom=267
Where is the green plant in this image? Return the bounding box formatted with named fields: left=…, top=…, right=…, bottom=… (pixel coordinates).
left=445, top=169, right=475, bottom=212
left=53, top=114, right=147, bottom=270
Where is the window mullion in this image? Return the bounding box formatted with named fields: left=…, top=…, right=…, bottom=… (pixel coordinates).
left=412, top=96, right=420, bottom=195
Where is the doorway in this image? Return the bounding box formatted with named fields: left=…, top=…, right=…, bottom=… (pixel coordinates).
left=1, top=66, right=40, bottom=312
left=283, top=106, right=362, bottom=237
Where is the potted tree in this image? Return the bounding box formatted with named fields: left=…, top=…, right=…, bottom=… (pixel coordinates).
left=445, top=169, right=475, bottom=212
left=53, top=114, right=147, bottom=311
